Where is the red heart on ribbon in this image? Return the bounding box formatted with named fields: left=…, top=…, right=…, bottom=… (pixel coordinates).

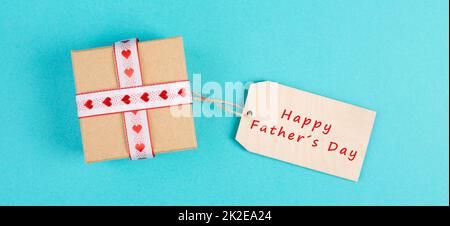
left=131, top=110, right=138, bottom=115
left=84, top=100, right=93, bottom=109
left=132, top=124, right=142, bottom=133
left=159, top=90, right=168, bottom=100
left=124, top=68, right=134, bottom=77
left=102, top=97, right=112, bottom=107
left=178, top=88, right=187, bottom=97
left=135, top=143, right=145, bottom=152
left=121, top=49, right=131, bottom=59
left=121, top=95, right=131, bottom=104
left=141, top=92, right=149, bottom=102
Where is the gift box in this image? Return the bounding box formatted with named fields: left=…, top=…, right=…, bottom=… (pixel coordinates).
left=71, top=37, right=197, bottom=163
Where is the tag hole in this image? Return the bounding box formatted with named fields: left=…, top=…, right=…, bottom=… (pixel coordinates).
left=246, top=110, right=253, bottom=116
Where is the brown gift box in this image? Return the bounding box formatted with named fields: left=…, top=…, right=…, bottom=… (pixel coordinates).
left=71, top=37, right=197, bottom=163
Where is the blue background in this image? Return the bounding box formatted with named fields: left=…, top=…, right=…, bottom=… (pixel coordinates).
left=0, top=0, right=448, bottom=205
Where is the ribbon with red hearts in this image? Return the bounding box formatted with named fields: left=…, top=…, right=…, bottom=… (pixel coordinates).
left=75, top=38, right=192, bottom=160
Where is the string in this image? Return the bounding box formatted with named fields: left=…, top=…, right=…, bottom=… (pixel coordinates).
left=191, top=91, right=243, bottom=117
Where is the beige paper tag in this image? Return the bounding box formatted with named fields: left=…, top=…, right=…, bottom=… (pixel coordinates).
left=236, top=81, right=376, bottom=181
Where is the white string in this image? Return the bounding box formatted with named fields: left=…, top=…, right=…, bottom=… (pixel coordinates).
left=192, top=91, right=243, bottom=117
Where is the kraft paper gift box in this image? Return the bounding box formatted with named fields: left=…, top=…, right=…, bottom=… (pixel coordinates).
left=71, top=37, right=197, bottom=163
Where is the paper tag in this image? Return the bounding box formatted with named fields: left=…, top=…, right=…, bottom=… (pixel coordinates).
left=235, top=81, right=376, bottom=181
